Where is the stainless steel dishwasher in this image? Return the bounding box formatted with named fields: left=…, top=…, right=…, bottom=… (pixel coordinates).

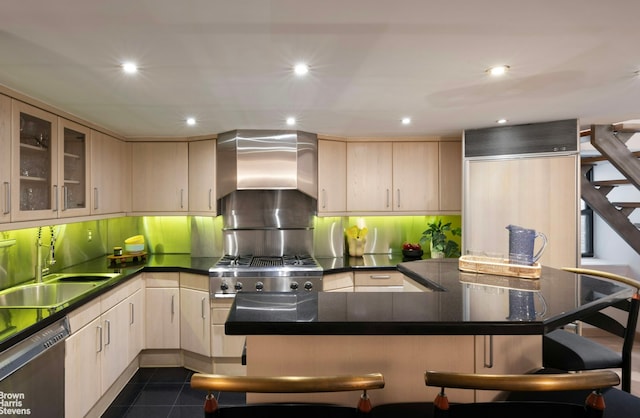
left=0, top=317, right=70, bottom=417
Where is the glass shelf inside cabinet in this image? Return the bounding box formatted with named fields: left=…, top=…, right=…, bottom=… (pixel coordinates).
left=19, top=112, right=53, bottom=211
left=63, top=127, right=86, bottom=210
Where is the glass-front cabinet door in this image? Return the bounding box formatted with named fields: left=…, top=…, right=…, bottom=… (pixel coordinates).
left=11, top=101, right=58, bottom=222
left=0, top=95, right=10, bottom=224
left=58, top=119, right=90, bottom=218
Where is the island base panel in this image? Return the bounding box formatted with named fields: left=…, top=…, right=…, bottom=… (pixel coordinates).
left=245, top=335, right=476, bottom=406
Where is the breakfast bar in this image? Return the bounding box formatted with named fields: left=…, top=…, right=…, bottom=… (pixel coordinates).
left=225, top=259, right=633, bottom=405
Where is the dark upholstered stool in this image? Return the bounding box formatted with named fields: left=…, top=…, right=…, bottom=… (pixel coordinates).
left=543, top=267, right=640, bottom=392
left=507, top=368, right=640, bottom=418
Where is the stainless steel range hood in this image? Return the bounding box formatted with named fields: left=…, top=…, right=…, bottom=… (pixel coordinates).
left=216, top=129, right=318, bottom=200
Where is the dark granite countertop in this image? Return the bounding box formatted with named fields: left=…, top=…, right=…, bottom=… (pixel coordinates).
left=0, top=254, right=397, bottom=352
left=225, top=259, right=634, bottom=336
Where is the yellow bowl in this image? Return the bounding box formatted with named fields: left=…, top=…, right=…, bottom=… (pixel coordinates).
left=125, top=235, right=145, bottom=245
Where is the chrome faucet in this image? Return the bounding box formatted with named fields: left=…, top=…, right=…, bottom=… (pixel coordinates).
left=35, top=226, right=56, bottom=283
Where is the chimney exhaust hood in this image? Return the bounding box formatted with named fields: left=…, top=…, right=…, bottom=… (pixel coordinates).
left=216, top=129, right=318, bottom=200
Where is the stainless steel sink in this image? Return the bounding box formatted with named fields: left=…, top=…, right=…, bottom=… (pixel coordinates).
left=45, top=272, right=120, bottom=283
left=0, top=282, right=101, bottom=309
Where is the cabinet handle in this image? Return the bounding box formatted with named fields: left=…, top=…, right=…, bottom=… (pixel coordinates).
left=201, top=297, right=206, bottom=319
left=62, top=186, right=68, bottom=211
left=483, top=335, right=494, bottom=368
left=130, top=302, right=134, bottom=325
left=171, top=294, right=175, bottom=316
left=3, top=182, right=9, bottom=215
left=53, top=185, right=58, bottom=212
left=208, top=189, right=213, bottom=210
left=386, top=189, right=390, bottom=208
left=321, top=189, right=327, bottom=209
left=397, top=189, right=401, bottom=208
left=105, top=320, right=111, bottom=346
left=369, top=275, right=392, bottom=280
left=97, top=325, right=103, bottom=353
left=180, top=189, right=184, bottom=209
left=94, top=187, right=99, bottom=210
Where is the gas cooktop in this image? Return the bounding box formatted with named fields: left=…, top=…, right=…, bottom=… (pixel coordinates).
left=213, top=254, right=321, bottom=269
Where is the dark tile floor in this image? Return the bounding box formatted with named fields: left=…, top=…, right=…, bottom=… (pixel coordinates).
left=101, top=367, right=246, bottom=418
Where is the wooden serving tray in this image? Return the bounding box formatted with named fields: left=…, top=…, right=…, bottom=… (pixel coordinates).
left=107, top=251, right=147, bottom=266
left=458, top=255, right=541, bottom=279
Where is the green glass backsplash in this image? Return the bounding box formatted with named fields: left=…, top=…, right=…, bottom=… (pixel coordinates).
left=346, top=215, right=462, bottom=253
left=313, top=215, right=462, bottom=257
left=0, top=214, right=460, bottom=290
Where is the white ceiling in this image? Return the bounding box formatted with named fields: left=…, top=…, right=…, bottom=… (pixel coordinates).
left=1, top=0, right=640, bottom=139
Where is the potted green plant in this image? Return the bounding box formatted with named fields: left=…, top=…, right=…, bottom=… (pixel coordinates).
left=419, top=220, right=461, bottom=259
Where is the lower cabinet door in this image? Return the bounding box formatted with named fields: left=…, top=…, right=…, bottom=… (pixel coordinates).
left=65, top=317, right=102, bottom=418
left=145, top=287, right=180, bottom=349
left=180, top=287, right=211, bottom=356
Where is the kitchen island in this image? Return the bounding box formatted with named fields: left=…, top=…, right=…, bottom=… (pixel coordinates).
left=225, top=259, right=632, bottom=405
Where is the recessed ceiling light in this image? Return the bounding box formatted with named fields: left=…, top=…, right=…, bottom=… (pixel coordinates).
left=487, top=65, right=510, bottom=76
left=186, top=117, right=196, bottom=126
left=401, top=117, right=411, bottom=125
left=497, top=119, right=508, bottom=124
left=286, top=117, right=296, bottom=125
left=293, top=63, right=309, bottom=76
left=121, top=62, right=138, bottom=74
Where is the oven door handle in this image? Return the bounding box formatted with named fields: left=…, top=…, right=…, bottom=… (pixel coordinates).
left=213, top=293, right=236, bottom=299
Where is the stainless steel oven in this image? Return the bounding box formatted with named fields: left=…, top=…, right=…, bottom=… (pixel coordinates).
left=210, top=254, right=323, bottom=298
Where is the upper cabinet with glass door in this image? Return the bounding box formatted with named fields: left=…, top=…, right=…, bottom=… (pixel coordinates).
left=0, top=95, right=10, bottom=225
left=58, top=119, right=90, bottom=218
left=10, top=100, right=90, bottom=222
left=11, top=101, right=58, bottom=222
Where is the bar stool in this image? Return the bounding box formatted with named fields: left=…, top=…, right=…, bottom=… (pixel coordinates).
left=369, top=370, right=620, bottom=418
left=190, top=372, right=385, bottom=417
left=544, top=267, right=640, bottom=392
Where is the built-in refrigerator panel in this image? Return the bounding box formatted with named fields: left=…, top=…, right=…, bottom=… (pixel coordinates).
left=463, top=119, right=581, bottom=270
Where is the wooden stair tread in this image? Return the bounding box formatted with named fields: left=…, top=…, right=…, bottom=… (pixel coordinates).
left=610, top=202, right=640, bottom=208
left=582, top=151, right=640, bottom=164
left=592, top=180, right=631, bottom=186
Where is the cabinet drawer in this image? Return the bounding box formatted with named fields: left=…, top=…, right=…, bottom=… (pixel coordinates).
left=354, top=271, right=404, bottom=286
left=322, top=272, right=353, bottom=291
left=144, top=272, right=180, bottom=287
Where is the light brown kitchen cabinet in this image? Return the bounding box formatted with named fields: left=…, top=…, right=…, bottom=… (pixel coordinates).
left=10, top=100, right=93, bottom=222
left=131, top=142, right=188, bottom=213
left=10, top=100, right=59, bottom=222
left=392, top=142, right=439, bottom=211
left=322, top=271, right=354, bottom=291
left=318, top=139, right=346, bottom=214
left=65, top=277, right=143, bottom=418
left=188, top=139, right=216, bottom=214
left=65, top=314, right=102, bottom=418
left=145, top=272, right=181, bottom=349
left=346, top=142, right=393, bottom=211
left=465, top=155, right=578, bottom=269
left=346, top=141, right=440, bottom=213
left=91, top=130, right=130, bottom=215
left=0, top=95, right=10, bottom=224
left=58, top=118, right=91, bottom=218
left=100, top=293, right=131, bottom=393
left=127, top=287, right=144, bottom=363
left=180, top=273, right=211, bottom=357
left=212, top=297, right=246, bottom=374
left=439, top=141, right=462, bottom=211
